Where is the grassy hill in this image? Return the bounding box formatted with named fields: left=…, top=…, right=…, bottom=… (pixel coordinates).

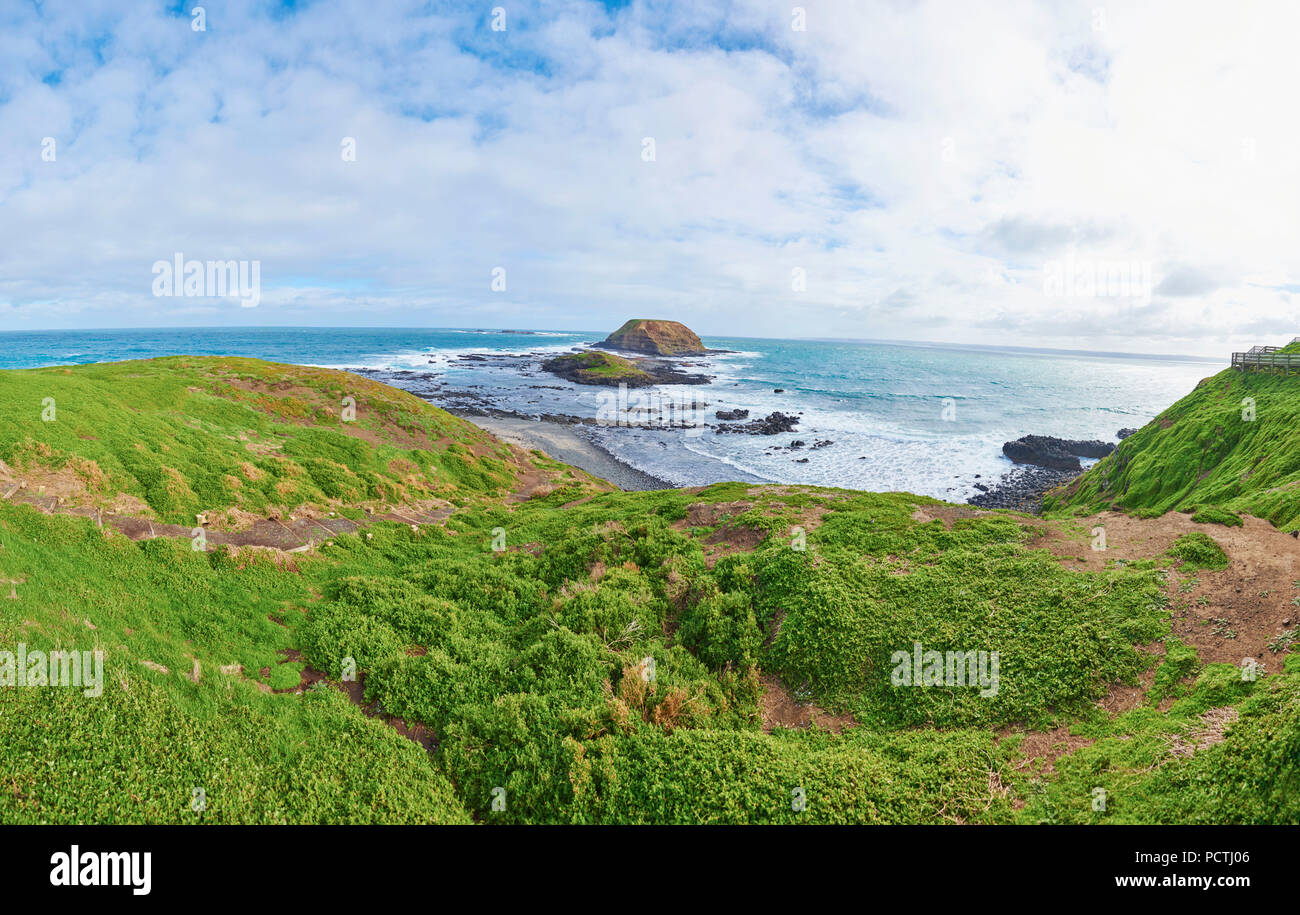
left=1, top=357, right=1295, bottom=824
left=0, top=356, right=528, bottom=525
left=1045, top=342, right=1300, bottom=529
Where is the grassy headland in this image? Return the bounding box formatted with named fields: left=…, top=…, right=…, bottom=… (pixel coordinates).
left=0, top=356, right=1295, bottom=824
left=1045, top=340, right=1300, bottom=530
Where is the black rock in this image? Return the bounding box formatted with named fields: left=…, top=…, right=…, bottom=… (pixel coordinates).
left=1002, top=435, right=1115, bottom=471
left=715, top=411, right=800, bottom=436
left=773, top=388, right=785, bottom=393
left=715, top=409, right=750, bottom=421
left=1117, top=428, right=1138, bottom=439
left=968, top=465, right=1080, bottom=513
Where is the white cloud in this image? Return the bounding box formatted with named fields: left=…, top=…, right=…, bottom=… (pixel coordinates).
left=0, top=0, right=1297, bottom=355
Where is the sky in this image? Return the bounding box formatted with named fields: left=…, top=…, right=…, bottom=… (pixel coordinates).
left=2, top=0, right=1299, bottom=356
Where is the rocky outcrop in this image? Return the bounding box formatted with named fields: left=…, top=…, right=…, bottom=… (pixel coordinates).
left=541, top=350, right=711, bottom=387
left=1117, top=427, right=1138, bottom=439
left=716, top=409, right=749, bottom=420
left=600, top=319, right=706, bottom=356
left=714, top=411, right=800, bottom=436
left=1002, top=435, right=1116, bottom=471
left=542, top=351, right=652, bottom=387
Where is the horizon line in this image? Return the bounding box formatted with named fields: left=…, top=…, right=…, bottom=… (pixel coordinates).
left=0, top=323, right=1230, bottom=364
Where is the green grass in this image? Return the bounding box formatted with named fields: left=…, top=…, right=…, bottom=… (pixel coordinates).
left=1, top=356, right=1295, bottom=824
left=0, top=356, right=519, bottom=524
left=1190, top=505, right=1243, bottom=526
left=1166, top=531, right=1230, bottom=570
left=1013, top=656, right=1299, bottom=824
left=0, top=503, right=468, bottom=823
left=1149, top=639, right=1201, bottom=702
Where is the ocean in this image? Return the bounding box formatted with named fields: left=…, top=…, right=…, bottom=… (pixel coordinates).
left=0, top=327, right=1223, bottom=501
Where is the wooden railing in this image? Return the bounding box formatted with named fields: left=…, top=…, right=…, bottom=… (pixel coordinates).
left=1231, top=337, right=1300, bottom=372
left=1232, top=350, right=1300, bottom=372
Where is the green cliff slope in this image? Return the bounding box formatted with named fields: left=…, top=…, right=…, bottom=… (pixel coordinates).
left=1046, top=342, right=1300, bottom=529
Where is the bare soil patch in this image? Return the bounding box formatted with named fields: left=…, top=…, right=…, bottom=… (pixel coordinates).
left=910, top=504, right=998, bottom=528
left=1002, top=725, right=1095, bottom=776
left=669, top=500, right=768, bottom=567
left=680, top=501, right=754, bottom=527
left=255, top=652, right=438, bottom=751
left=759, top=673, right=857, bottom=734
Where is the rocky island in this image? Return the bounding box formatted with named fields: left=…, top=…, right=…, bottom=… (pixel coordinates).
left=598, top=319, right=708, bottom=355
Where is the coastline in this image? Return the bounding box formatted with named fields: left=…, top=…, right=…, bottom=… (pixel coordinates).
left=369, top=336, right=1192, bottom=503
left=966, top=464, right=1079, bottom=514
left=460, top=401, right=1100, bottom=508
left=0, top=329, right=1203, bottom=505
left=469, top=409, right=1083, bottom=511
left=466, top=413, right=677, bottom=492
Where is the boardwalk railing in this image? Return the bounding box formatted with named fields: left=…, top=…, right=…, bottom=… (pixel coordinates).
left=1232, top=340, right=1300, bottom=373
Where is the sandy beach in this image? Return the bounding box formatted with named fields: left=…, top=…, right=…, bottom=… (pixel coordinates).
left=468, top=414, right=677, bottom=491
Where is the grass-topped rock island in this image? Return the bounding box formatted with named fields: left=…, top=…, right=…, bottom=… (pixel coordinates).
left=0, top=353, right=1295, bottom=824
left=541, top=320, right=715, bottom=388
left=541, top=347, right=710, bottom=387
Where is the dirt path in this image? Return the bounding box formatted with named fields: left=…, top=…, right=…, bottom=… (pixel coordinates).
left=1, top=484, right=454, bottom=551
left=224, top=650, right=437, bottom=751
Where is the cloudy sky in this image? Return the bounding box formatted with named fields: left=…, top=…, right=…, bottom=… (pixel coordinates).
left=2, top=0, right=1299, bottom=355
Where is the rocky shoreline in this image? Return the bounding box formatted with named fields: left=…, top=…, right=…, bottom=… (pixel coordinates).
left=1002, top=434, right=1115, bottom=472
left=967, top=464, right=1080, bottom=512
left=713, top=411, right=801, bottom=436
left=350, top=363, right=1137, bottom=510
left=968, top=430, right=1132, bottom=513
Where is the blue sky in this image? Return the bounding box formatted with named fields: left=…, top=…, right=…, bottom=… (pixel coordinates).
left=2, top=0, right=1299, bottom=355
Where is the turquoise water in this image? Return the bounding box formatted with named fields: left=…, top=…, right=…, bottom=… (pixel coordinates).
left=0, top=327, right=1223, bottom=498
